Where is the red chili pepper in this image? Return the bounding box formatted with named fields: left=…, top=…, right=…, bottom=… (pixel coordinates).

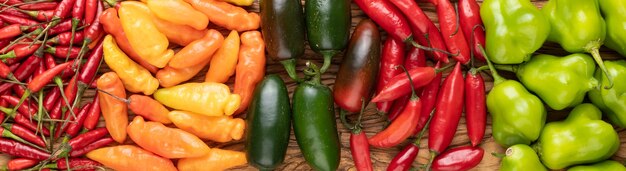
left=43, top=87, right=60, bottom=111
left=77, top=39, right=102, bottom=85
left=53, top=0, right=78, bottom=20
left=0, top=61, right=11, bottom=79
left=48, top=158, right=101, bottom=170
left=387, top=110, right=432, bottom=171
left=415, top=62, right=442, bottom=135
left=389, top=0, right=449, bottom=63
left=24, top=10, right=54, bottom=21
left=18, top=2, right=59, bottom=10
left=458, top=0, right=486, bottom=61
left=387, top=47, right=427, bottom=121
left=12, top=84, right=26, bottom=97
left=375, top=38, right=405, bottom=115
left=339, top=100, right=373, bottom=171
left=64, top=103, right=91, bottom=137
left=48, top=19, right=73, bottom=35
left=0, top=55, right=40, bottom=93
left=84, top=0, right=99, bottom=24
left=14, top=112, right=50, bottom=136
left=1, top=43, right=42, bottom=61
left=371, top=67, right=442, bottom=103
left=0, top=137, right=50, bottom=160
left=0, top=39, right=9, bottom=50
left=432, top=0, right=471, bottom=64
left=82, top=1, right=102, bottom=44
left=5, top=158, right=39, bottom=171
left=0, top=14, right=38, bottom=27
left=49, top=100, right=62, bottom=120
left=81, top=94, right=100, bottom=130
left=0, top=24, right=23, bottom=39
left=1, top=95, right=37, bottom=118
left=0, top=7, right=31, bottom=19
left=27, top=62, right=72, bottom=92
left=33, top=60, right=45, bottom=77
left=2, top=0, right=23, bottom=5
left=49, top=31, right=84, bottom=45
left=72, top=0, right=86, bottom=21
left=432, top=146, right=484, bottom=171
left=69, top=137, right=113, bottom=157
left=465, top=69, right=486, bottom=147
left=67, top=127, right=108, bottom=151
left=3, top=123, right=46, bottom=147
left=55, top=105, right=78, bottom=138
left=428, top=62, right=465, bottom=164
left=45, top=46, right=81, bottom=58
left=44, top=54, right=55, bottom=69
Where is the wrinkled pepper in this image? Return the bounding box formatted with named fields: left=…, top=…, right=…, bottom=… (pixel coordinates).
left=568, top=160, right=626, bottom=171
left=480, top=0, right=550, bottom=64
left=542, top=0, right=613, bottom=88
left=154, top=82, right=241, bottom=116
left=168, top=110, right=245, bottom=143
left=233, top=31, right=265, bottom=115
left=535, top=103, right=619, bottom=170
left=119, top=1, right=174, bottom=68
left=184, top=0, right=260, bottom=32
left=147, top=0, right=209, bottom=30
left=177, top=148, right=247, bottom=171
left=86, top=145, right=177, bottom=171
left=127, top=116, right=210, bottom=158
left=515, top=53, right=598, bottom=110
left=484, top=49, right=546, bottom=147
left=168, top=29, right=224, bottom=69
left=588, top=60, right=626, bottom=127
left=600, top=0, right=626, bottom=58
left=205, top=30, right=240, bottom=83
left=103, top=35, right=159, bottom=95
left=156, top=63, right=208, bottom=88
left=97, top=72, right=128, bottom=143
left=150, top=11, right=208, bottom=46
left=128, top=94, right=172, bottom=124
left=500, top=144, right=547, bottom=171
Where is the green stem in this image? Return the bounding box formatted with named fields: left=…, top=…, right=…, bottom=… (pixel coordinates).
left=304, top=61, right=321, bottom=85
left=53, top=77, right=76, bottom=119
left=412, top=109, right=435, bottom=146
left=407, top=36, right=457, bottom=57
left=319, top=50, right=337, bottom=74
left=339, top=109, right=355, bottom=130
left=474, top=65, right=490, bottom=73
left=1, top=127, right=48, bottom=152
left=0, top=51, right=16, bottom=59
left=589, top=48, right=613, bottom=89
left=280, top=59, right=302, bottom=83
left=434, top=63, right=456, bottom=73
left=399, top=65, right=418, bottom=99
left=479, top=44, right=506, bottom=85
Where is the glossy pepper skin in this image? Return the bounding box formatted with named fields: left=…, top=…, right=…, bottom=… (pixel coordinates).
left=168, top=110, right=245, bottom=143
left=305, top=0, right=350, bottom=73
left=150, top=11, right=208, bottom=46
left=119, top=1, right=174, bottom=68
left=588, top=60, right=626, bottom=127
left=333, top=19, right=381, bottom=113
left=480, top=0, right=550, bottom=64
left=153, top=82, right=241, bottom=116
left=600, top=0, right=626, bottom=58
left=246, top=75, right=291, bottom=170
left=146, top=0, right=209, bottom=30
left=205, top=30, right=240, bottom=83
left=177, top=148, right=247, bottom=171
left=233, top=31, right=266, bottom=115
left=432, top=146, right=484, bottom=171
left=97, top=72, right=128, bottom=143
left=184, top=0, right=260, bottom=32
left=86, top=145, right=177, bottom=171
left=103, top=35, right=159, bottom=95
left=535, top=103, right=619, bottom=170
left=516, top=54, right=598, bottom=110
left=167, top=29, right=224, bottom=69
left=127, top=116, right=211, bottom=159
left=568, top=160, right=626, bottom=171
left=500, top=144, right=547, bottom=171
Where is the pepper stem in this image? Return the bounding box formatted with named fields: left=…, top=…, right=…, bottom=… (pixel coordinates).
left=406, top=36, right=458, bottom=56
left=589, top=48, right=613, bottom=89
left=425, top=150, right=438, bottom=171
left=399, top=65, right=418, bottom=99
left=433, top=63, right=455, bottom=73
left=412, top=109, right=434, bottom=146
left=303, top=61, right=321, bottom=85
left=479, top=44, right=505, bottom=85
left=319, top=50, right=338, bottom=74
left=95, top=88, right=129, bottom=104
left=280, top=59, right=302, bottom=83
left=1, top=126, right=48, bottom=152
left=339, top=109, right=355, bottom=130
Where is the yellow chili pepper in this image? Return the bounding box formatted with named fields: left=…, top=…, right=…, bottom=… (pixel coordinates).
left=218, top=0, right=253, bottom=6
left=205, top=30, right=240, bottom=83
left=177, top=148, right=247, bottom=171
left=154, top=82, right=241, bottom=116
left=87, top=145, right=177, bottom=171
left=168, top=29, right=224, bottom=69
left=103, top=35, right=159, bottom=95
left=127, top=116, right=211, bottom=159
left=119, top=1, right=174, bottom=68
left=147, top=0, right=209, bottom=30
left=132, top=1, right=208, bottom=46
left=168, top=110, right=245, bottom=142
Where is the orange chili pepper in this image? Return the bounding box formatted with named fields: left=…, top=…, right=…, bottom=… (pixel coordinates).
left=148, top=4, right=208, bottom=46
left=99, top=8, right=158, bottom=74
left=147, top=0, right=209, bottom=30
left=127, top=116, right=211, bottom=158
left=97, top=72, right=128, bottom=143
left=86, top=145, right=177, bottom=171
left=168, top=110, right=245, bottom=142
left=103, top=35, right=160, bottom=95
left=205, top=30, right=240, bottom=83
left=234, top=31, right=266, bottom=115
left=168, top=29, right=224, bottom=69
left=184, top=0, right=260, bottom=32
left=156, top=63, right=207, bottom=88
left=177, top=148, right=247, bottom=171
left=128, top=95, right=171, bottom=124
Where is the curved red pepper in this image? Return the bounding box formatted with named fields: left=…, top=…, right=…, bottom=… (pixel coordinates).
left=27, top=62, right=72, bottom=92
left=353, top=0, right=412, bottom=42
left=432, top=146, right=484, bottom=171
left=371, top=67, right=437, bottom=103
left=376, top=38, right=405, bottom=115
left=67, top=127, right=108, bottom=151
left=465, top=69, right=486, bottom=147
left=0, top=137, right=50, bottom=160
left=432, top=0, right=471, bottom=64
left=64, top=103, right=92, bottom=137
left=81, top=94, right=100, bottom=130
left=0, top=24, right=23, bottom=39
left=429, top=62, right=464, bottom=156
left=83, top=1, right=102, bottom=44
left=4, top=123, right=46, bottom=147
left=369, top=96, right=422, bottom=148
left=387, top=110, right=432, bottom=171
left=69, top=137, right=113, bottom=157
left=77, top=39, right=103, bottom=85
left=414, top=62, right=442, bottom=134
left=1, top=95, right=37, bottom=118
left=1, top=44, right=42, bottom=62
left=5, top=158, right=39, bottom=171
left=0, top=56, right=40, bottom=93
left=388, top=47, right=427, bottom=121
left=458, top=0, right=486, bottom=61
left=43, top=87, right=61, bottom=111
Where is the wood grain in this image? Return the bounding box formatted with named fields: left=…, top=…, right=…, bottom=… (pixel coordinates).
left=2, top=0, right=626, bottom=170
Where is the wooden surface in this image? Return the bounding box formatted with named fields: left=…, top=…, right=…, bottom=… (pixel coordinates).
left=3, top=0, right=626, bottom=170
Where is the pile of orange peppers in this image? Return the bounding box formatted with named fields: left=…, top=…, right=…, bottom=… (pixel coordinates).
left=90, top=0, right=263, bottom=170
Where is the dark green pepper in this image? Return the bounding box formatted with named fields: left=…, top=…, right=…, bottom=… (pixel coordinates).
left=514, top=53, right=598, bottom=110
left=305, top=0, right=350, bottom=73
left=500, top=144, right=547, bottom=171
left=568, top=160, right=626, bottom=171
left=480, top=0, right=550, bottom=64
left=588, top=60, right=626, bottom=127
left=599, top=0, right=626, bottom=58
left=260, top=0, right=306, bottom=82
left=246, top=75, right=292, bottom=171
left=483, top=47, right=546, bottom=147
left=542, top=0, right=613, bottom=87
left=293, top=63, right=340, bottom=171
left=535, top=103, right=619, bottom=170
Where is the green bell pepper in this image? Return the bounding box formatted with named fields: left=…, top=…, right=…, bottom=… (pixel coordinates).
left=483, top=47, right=546, bottom=147
left=535, top=103, right=620, bottom=170
left=599, top=0, right=626, bottom=58
left=568, top=160, right=626, bottom=171
left=588, top=60, right=626, bottom=127
left=480, top=0, right=550, bottom=64
left=515, top=53, right=599, bottom=110
left=542, top=0, right=613, bottom=88
left=500, top=144, right=547, bottom=171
